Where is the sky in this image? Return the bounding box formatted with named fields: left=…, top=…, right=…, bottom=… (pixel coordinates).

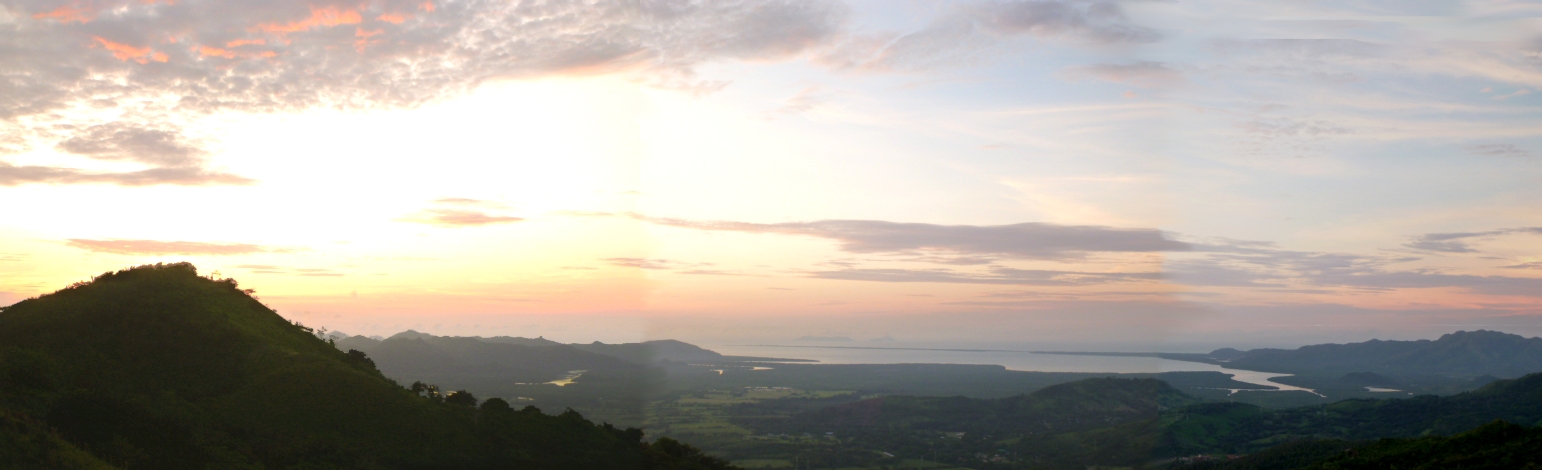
left=2, top=0, right=1541, bottom=349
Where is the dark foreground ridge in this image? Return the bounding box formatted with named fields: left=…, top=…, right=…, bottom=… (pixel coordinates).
left=0, top=263, right=739, bottom=470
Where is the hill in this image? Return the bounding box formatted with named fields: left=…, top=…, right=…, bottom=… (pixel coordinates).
left=0, top=263, right=738, bottom=470
left=572, top=340, right=734, bottom=364
left=1182, top=330, right=1542, bottom=378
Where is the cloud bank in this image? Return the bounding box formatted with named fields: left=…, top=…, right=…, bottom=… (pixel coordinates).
left=0, top=0, right=847, bottom=185
left=640, top=216, right=1191, bottom=259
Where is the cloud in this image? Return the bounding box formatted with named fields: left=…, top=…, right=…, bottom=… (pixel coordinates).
left=638, top=215, right=1191, bottom=259
left=234, top=264, right=344, bottom=276
left=1467, top=144, right=1532, bottom=158
left=1502, top=262, right=1542, bottom=270
left=1175, top=233, right=1542, bottom=297
left=677, top=269, right=746, bottom=276
left=431, top=197, right=507, bottom=207
left=400, top=209, right=523, bottom=227
left=0, top=162, right=254, bottom=186
left=65, top=239, right=284, bottom=255
left=1403, top=227, right=1542, bottom=253
left=55, top=122, right=206, bottom=167
left=1, top=0, right=847, bottom=185
left=968, top=0, right=1160, bottom=44
left=1214, top=39, right=1387, bottom=62
left=1064, top=61, right=1185, bottom=88
left=602, top=257, right=729, bottom=273
left=807, top=266, right=1162, bottom=285
left=818, top=0, right=1157, bottom=72
left=399, top=198, right=522, bottom=227
left=762, top=85, right=827, bottom=118
left=603, top=257, right=683, bottom=270
left=1309, top=270, right=1542, bottom=297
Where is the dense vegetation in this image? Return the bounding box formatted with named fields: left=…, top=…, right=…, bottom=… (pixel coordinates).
left=1173, top=420, right=1542, bottom=470
left=0, top=263, right=739, bottom=470
left=641, top=372, right=1542, bottom=468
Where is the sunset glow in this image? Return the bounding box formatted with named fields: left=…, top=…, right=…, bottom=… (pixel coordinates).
left=3, top=0, right=1541, bottom=348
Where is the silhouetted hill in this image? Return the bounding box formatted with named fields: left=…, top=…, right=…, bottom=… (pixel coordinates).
left=481, top=335, right=565, bottom=347
left=0, top=263, right=738, bottom=470
left=1210, top=330, right=1542, bottom=377
left=334, top=334, right=381, bottom=351
left=573, top=340, right=730, bottom=364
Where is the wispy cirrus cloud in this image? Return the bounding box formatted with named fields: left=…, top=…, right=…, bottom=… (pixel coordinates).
left=1403, top=227, right=1542, bottom=253
left=65, top=239, right=290, bottom=255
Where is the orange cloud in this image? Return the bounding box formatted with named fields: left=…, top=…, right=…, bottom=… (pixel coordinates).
left=419, top=1, right=434, bottom=12
left=92, top=37, right=168, bottom=64
left=253, top=6, right=363, bottom=34
left=33, top=3, right=95, bottom=23
left=197, top=45, right=235, bottom=58
left=355, top=27, right=384, bottom=52
left=377, top=13, right=408, bottom=24
left=226, top=38, right=266, bottom=47
left=196, top=44, right=277, bottom=59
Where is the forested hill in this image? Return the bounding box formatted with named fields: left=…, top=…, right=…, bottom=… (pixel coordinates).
left=1168, top=330, right=1542, bottom=377
left=0, top=263, right=738, bottom=470
left=337, top=332, right=803, bottom=369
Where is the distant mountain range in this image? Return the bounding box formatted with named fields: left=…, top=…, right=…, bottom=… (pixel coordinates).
left=1184, top=330, right=1542, bottom=378
left=334, top=331, right=807, bottom=385
left=1044, top=330, right=1542, bottom=379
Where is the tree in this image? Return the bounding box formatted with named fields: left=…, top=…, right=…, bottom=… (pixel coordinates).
left=446, top=390, right=476, bottom=407
left=479, top=398, right=512, bottom=414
